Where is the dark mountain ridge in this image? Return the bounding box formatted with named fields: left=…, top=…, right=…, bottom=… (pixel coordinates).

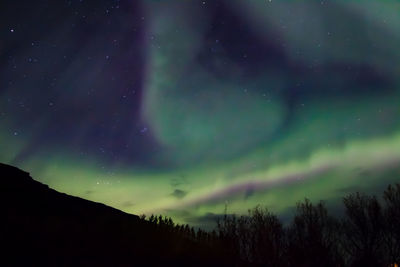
left=1, top=163, right=230, bottom=266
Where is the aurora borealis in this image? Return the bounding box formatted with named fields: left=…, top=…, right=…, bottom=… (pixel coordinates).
left=1, top=0, right=400, bottom=228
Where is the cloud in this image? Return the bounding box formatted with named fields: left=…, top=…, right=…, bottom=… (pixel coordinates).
left=121, top=201, right=135, bottom=207
left=335, top=185, right=363, bottom=194
left=183, top=212, right=233, bottom=230
left=171, top=189, right=187, bottom=199
left=244, top=188, right=255, bottom=200
left=170, top=175, right=188, bottom=187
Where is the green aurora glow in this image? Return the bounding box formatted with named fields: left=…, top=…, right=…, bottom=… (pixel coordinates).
left=1, top=0, right=400, bottom=227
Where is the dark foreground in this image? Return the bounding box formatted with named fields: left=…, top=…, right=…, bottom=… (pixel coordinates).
left=2, top=162, right=400, bottom=267
left=0, top=163, right=233, bottom=266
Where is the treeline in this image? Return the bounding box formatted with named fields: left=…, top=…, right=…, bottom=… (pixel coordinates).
left=143, top=184, right=400, bottom=267
left=140, top=214, right=220, bottom=246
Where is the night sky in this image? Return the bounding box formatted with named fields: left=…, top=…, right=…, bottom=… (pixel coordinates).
left=1, top=0, right=400, bottom=228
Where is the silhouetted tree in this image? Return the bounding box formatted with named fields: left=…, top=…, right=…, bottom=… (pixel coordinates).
left=286, top=199, right=343, bottom=267
left=383, top=184, right=400, bottom=265
left=217, top=209, right=240, bottom=257
left=217, top=205, right=286, bottom=265
left=246, top=206, right=285, bottom=266
left=140, top=183, right=400, bottom=266
left=342, top=192, right=384, bottom=266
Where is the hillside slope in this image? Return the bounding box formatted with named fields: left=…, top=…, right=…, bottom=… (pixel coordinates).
left=0, top=163, right=230, bottom=266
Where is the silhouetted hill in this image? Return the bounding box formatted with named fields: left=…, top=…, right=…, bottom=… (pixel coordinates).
left=0, top=163, right=231, bottom=267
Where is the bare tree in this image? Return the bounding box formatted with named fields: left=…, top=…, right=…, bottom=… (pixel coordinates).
left=383, top=184, right=400, bottom=265
left=342, top=192, right=384, bottom=266
left=246, top=206, right=285, bottom=266
left=286, top=199, right=342, bottom=267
